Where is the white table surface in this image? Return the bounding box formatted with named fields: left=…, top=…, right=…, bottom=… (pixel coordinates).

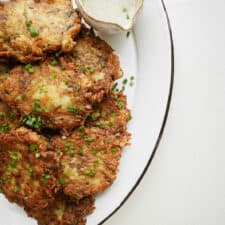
left=105, top=0, right=225, bottom=224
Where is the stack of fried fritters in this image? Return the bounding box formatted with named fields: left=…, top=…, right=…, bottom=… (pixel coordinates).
left=0, top=0, right=131, bottom=225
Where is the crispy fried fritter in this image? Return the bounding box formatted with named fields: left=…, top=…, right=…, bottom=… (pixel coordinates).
left=0, top=58, right=93, bottom=131
left=26, top=194, right=95, bottom=225
left=0, top=127, right=60, bottom=210
left=0, top=0, right=81, bottom=63
left=86, top=92, right=131, bottom=134
left=0, top=29, right=122, bottom=131
left=51, top=127, right=130, bottom=200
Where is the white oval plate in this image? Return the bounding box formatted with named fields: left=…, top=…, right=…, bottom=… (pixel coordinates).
left=0, top=0, right=174, bottom=224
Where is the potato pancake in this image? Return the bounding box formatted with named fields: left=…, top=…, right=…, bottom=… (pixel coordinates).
left=0, top=0, right=81, bottom=63
left=51, top=127, right=130, bottom=200
left=0, top=127, right=60, bottom=210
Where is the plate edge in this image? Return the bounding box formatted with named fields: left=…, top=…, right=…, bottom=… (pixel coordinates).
left=98, top=0, right=175, bottom=224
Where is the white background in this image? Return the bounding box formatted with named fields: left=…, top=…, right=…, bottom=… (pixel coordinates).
left=106, top=0, right=225, bottom=224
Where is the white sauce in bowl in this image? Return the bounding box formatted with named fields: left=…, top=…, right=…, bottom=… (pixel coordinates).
left=81, top=0, right=138, bottom=29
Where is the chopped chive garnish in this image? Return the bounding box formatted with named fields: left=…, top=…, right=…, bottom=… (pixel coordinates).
left=42, top=174, right=51, bottom=184
left=118, top=100, right=124, bottom=109
left=51, top=73, right=57, bottom=79
left=84, top=169, right=95, bottom=177
left=100, top=61, right=105, bottom=67
left=76, top=85, right=81, bottom=92
left=122, top=8, right=128, bottom=12
left=64, top=171, right=71, bottom=178
left=0, top=124, right=10, bottom=132
left=33, top=99, right=41, bottom=113
left=81, top=65, right=87, bottom=73
left=44, top=108, right=49, bottom=113
left=20, top=93, right=26, bottom=100
left=59, top=178, right=66, bottom=185
left=7, top=112, right=15, bottom=122
left=14, top=187, right=20, bottom=193
left=29, top=144, right=37, bottom=152
left=92, top=150, right=98, bottom=155
left=109, top=120, right=114, bottom=127
left=123, top=78, right=128, bottom=85
left=23, top=115, right=42, bottom=129
left=64, top=81, right=69, bottom=86
left=78, top=106, right=84, bottom=111
left=10, top=152, right=20, bottom=160
left=89, top=66, right=96, bottom=73
left=126, top=31, right=131, bottom=38
left=85, top=137, right=94, bottom=142
left=29, top=27, right=39, bottom=37
left=50, top=59, right=58, bottom=66
left=9, top=161, right=17, bottom=168
left=26, top=20, right=32, bottom=26
left=65, top=143, right=75, bottom=156
left=111, top=148, right=118, bottom=153
left=78, top=149, right=84, bottom=155
left=129, top=82, right=134, bottom=87
left=112, top=82, right=118, bottom=91
left=25, top=64, right=34, bottom=73
left=98, top=52, right=103, bottom=57
left=128, top=111, right=132, bottom=120
left=68, top=105, right=77, bottom=113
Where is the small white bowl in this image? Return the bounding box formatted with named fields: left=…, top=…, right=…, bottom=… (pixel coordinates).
left=75, top=0, right=143, bottom=34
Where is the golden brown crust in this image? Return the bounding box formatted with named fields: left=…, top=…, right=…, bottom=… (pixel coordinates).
left=0, top=64, right=10, bottom=83
left=0, top=29, right=122, bottom=131
left=26, top=194, right=95, bottom=225
left=0, top=0, right=81, bottom=63
left=71, top=28, right=123, bottom=82
left=0, top=100, right=20, bottom=132
left=51, top=127, right=130, bottom=200
left=86, top=92, right=131, bottom=135
left=0, top=127, right=60, bottom=210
